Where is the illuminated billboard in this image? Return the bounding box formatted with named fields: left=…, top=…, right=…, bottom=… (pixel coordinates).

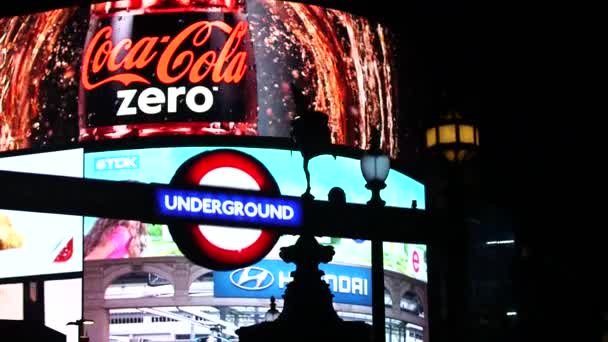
left=0, top=279, right=82, bottom=342
left=84, top=146, right=424, bottom=208
left=214, top=235, right=372, bottom=306
left=1, top=0, right=399, bottom=157
left=44, top=278, right=83, bottom=342
left=383, top=242, right=428, bottom=342
left=0, top=148, right=83, bottom=281
left=0, top=148, right=83, bottom=177
left=82, top=146, right=424, bottom=265
left=0, top=209, right=82, bottom=281
left=384, top=242, right=428, bottom=283
left=83, top=231, right=372, bottom=341
left=0, top=283, right=23, bottom=320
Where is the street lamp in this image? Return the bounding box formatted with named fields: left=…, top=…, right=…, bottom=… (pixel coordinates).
left=360, top=127, right=390, bottom=207
left=264, top=296, right=281, bottom=322
left=360, top=127, right=390, bottom=342
left=425, top=110, right=479, bottom=162
left=67, top=319, right=95, bottom=342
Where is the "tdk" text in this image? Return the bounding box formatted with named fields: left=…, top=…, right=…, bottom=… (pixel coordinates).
left=94, top=156, right=139, bottom=171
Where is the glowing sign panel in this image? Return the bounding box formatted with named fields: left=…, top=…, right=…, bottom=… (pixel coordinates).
left=156, top=188, right=302, bottom=228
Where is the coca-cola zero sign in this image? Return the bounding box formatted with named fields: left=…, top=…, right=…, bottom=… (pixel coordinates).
left=1, top=1, right=399, bottom=154
left=80, top=13, right=256, bottom=128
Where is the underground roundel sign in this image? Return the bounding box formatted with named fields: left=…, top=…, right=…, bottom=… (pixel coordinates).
left=168, top=149, right=281, bottom=270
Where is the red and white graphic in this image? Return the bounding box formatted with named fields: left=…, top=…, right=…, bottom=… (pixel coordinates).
left=168, top=149, right=280, bottom=270
left=412, top=249, right=420, bottom=273
left=53, top=237, right=74, bottom=263
left=78, top=0, right=258, bottom=141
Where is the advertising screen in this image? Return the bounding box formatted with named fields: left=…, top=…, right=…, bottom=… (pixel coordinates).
left=1, top=0, right=399, bottom=158
left=384, top=242, right=428, bottom=283
left=84, top=231, right=371, bottom=342
left=0, top=278, right=82, bottom=342
left=0, top=148, right=83, bottom=177
left=213, top=235, right=372, bottom=306
left=44, top=278, right=83, bottom=342
left=81, top=145, right=391, bottom=341
left=82, top=145, right=422, bottom=264
left=383, top=242, right=428, bottom=342
left=84, top=146, right=424, bottom=210
left=0, top=283, right=23, bottom=320
left=0, top=209, right=83, bottom=281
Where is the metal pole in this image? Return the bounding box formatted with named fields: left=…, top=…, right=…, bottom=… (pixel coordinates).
left=372, top=238, right=385, bottom=342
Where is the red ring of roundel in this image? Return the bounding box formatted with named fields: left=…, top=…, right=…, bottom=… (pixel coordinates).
left=169, top=149, right=280, bottom=270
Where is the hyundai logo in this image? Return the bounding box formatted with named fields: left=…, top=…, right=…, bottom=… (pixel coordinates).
left=229, top=266, right=274, bottom=291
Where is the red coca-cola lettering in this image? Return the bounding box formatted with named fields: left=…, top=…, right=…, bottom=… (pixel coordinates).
left=81, top=20, right=249, bottom=91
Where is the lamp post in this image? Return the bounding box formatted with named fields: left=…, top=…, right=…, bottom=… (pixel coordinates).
left=424, top=110, right=479, bottom=163
left=360, top=129, right=390, bottom=207
left=67, top=319, right=95, bottom=342
left=264, top=296, right=281, bottom=322
left=423, top=103, right=480, bottom=342
left=360, top=127, right=390, bottom=342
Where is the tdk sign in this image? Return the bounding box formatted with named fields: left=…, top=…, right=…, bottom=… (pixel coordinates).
left=215, top=260, right=372, bottom=306
left=94, top=156, right=139, bottom=171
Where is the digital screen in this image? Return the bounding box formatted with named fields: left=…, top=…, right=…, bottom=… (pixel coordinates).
left=44, top=278, right=82, bottom=342
left=0, top=283, right=23, bottom=320
left=384, top=242, right=428, bottom=283
left=77, top=144, right=425, bottom=341
left=1, top=0, right=400, bottom=158
left=0, top=209, right=82, bottom=281
left=84, top=233, right=371, bottom=342
left=84, top=146, right=424, bottom=209
left=83, top=146, right=424, bottom=261
left=0, top=148, right=83, bottom=177
left=214, top=235, right=372, bottom=306
left=383, top=242, right=428, bottom=342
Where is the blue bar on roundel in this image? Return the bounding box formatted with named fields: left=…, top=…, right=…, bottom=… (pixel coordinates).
left=155, top=188, right=303, bottom=228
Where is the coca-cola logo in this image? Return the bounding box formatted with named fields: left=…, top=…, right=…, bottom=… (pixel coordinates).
left=81, top=20, right=249, bottom=90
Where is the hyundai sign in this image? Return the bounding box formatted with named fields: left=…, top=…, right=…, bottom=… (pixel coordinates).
left=156, top=188, right=303, bottom=228
left=214, top=260, right=372, bottom=306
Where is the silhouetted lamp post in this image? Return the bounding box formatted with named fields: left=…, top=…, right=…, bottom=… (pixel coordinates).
left=264, top=296, right=281, bottom=322
left=67, top=319, right=95, bottom=342
left=360, top=128, right=390, bottom=206
left=424, top=105, right=480, bottom=341
left=360, top=127, right=390, bottom=342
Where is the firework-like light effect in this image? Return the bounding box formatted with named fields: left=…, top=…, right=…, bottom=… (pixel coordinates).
left=0, top=9, right=76, bottom=151
left=0, top=1, right=399, bottom=157
left=252, top=0, right=398, bottom=157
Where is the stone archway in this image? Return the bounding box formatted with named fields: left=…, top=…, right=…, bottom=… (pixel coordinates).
left=102, top=263, right=176, bottom=292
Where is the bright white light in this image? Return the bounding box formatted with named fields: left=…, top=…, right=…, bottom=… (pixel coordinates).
left=486, top=240, right=515, bottom=245
left=506, top=311, right=517, bottom=316
left=198, top=167, right=262, bottom=250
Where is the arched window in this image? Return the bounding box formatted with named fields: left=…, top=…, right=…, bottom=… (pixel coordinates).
left=189, top=272, right=214, bottom=297
left=105, top=272, right=174, bottom=299
left=384, top=288, right=393, bottom=308
left=400, top=291, right=424, bottom=317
